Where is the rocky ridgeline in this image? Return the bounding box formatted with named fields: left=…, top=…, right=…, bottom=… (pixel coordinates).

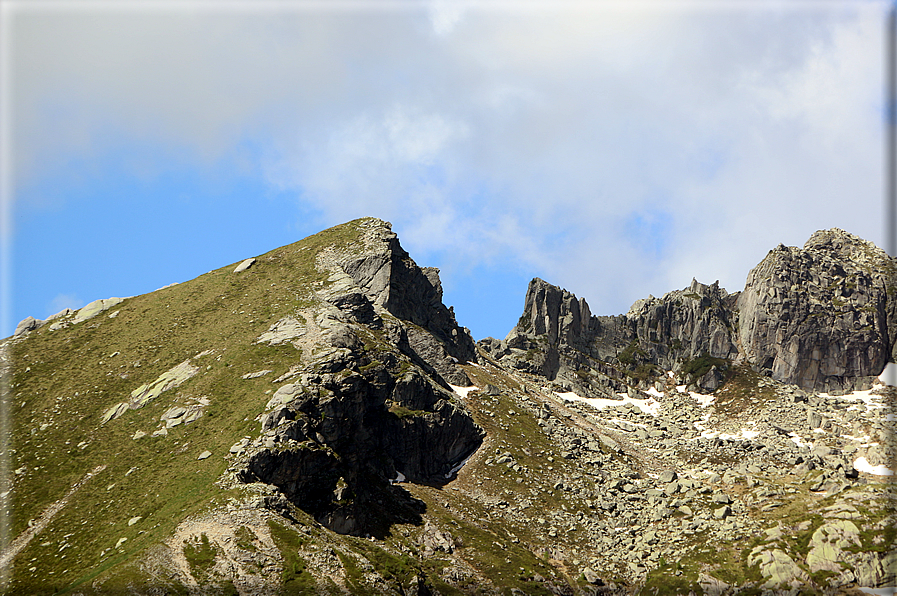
left=228, top=219, right=484, bottom=536
left=481, top=228, right=897, bottom=394
left=5, top=219, right=895, bottom=595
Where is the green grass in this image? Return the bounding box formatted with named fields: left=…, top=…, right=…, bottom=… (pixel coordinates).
left=680, top=353, right=728, bottom=380
left=183, top=533, right=218, bottom=580
left=618, top=340, right=648, bottom=367
left=642, top=559, right=700, bottom=595
left=336, top=550, right=376, bottom=596
left=712, top=364, right=777, bottom=415
left=235, top=526, right=259, bottom=552
left=267, top=520, right=317, bottom=595
left=4, top=219, right=377, bottom=593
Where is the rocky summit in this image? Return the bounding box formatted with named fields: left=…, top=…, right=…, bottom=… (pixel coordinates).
left=1, top=218, right=894, bottom=596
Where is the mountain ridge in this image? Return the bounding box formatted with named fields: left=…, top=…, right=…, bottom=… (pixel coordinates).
left=2, top=218, right=895, bottom=595
left=481, top=227, right=896, bottom=396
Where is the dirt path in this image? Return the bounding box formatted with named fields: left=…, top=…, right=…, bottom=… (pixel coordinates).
left=0, top=464, right=106, bottom=571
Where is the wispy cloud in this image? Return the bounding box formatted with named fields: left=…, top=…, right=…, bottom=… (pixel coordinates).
left=47, top=294, right=82, bottom=318
left=8, top=1, right=888, bottom=326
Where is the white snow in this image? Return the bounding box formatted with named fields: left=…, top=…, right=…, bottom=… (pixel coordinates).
left=445, top=453, right=474, bottom=479
left=857, top=587, right=896, bottom=596
left=688, top=391, right=715, bottom=408
left=854, top=456, right=894, bottom=477
left=555, top=390, right=661, bottom=417
left=878, top=361, right=897, bottom=386
left=700, top=422, right=761, bottom=441
left=789, top=432, right=812, bottom=449
left=449, top=384, right=478, bottom=399
left=645, top=387, right=664, bottom=399
left=840, top=434, right=871, bottom=444
left=692, top=412, right=713, bottom=439
left=390, top=471, right=406, bottom=484
left=730, top=428, right=761, bottom=440
left=819, top=383, right=887, bottom=410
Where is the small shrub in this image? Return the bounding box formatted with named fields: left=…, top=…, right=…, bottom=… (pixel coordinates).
left=681, top=353, right=728, bottom=380
left=617, top=340, right=647, bottom=367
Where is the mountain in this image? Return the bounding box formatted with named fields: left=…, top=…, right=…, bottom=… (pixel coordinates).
left=2, top=218, right=895, bottom=595
left=483, top=228, right=897, bottom=395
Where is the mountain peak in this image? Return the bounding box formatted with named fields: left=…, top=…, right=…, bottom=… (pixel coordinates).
left=6, top=222, right=895, bottom=595
left=486, top=228, right=894, bottom=394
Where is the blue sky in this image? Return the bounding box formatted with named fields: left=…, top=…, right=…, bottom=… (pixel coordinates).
left=2, top=0, right=890, bottom=340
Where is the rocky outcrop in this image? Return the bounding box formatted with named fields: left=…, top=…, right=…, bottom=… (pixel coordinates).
left=483, top=277, right=740, bottom=394
left=483, top=229, right=895, bottom=393
left=238, top=335, right=484, bottom=536
left=320, top=219, right=477, bottom=386
left=235, top=219, right=485, bottom=536
left=737, top=229, right=896, bottom=392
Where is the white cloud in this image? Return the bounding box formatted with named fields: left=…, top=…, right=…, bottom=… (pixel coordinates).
left=428, top=0, right=465, bottom=36
left=9, top=1, right=890, bottom=320
left=47, top=294, right=83, bottom=318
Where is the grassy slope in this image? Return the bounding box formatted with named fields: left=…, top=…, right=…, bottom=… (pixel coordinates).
left=5, top=220, right=368, bottom=594
left=5, top=217, right=894, bottom=595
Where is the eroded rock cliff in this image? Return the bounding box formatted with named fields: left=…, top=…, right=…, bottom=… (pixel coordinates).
left=482, top=228, right=895, bottom=393
left=234, top=218, right=484, bottom=535
left=737, top=229, right=896, bottom=392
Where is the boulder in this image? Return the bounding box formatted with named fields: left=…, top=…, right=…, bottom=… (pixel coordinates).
left=14, top=316, right=42, bottom=336
left=71, top=297, right=125, bottom=325
left=748, top=548, right=809, bottom=589
left=233, top=258, right=256, bottom=273
left=805, top=520, right=861, bottom=573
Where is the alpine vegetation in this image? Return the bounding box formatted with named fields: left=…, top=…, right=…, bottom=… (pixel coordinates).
left=3, top=218, right=894, bottom=595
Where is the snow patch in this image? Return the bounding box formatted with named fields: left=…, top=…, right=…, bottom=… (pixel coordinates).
left=733, top=428, right=761, bottom=440
left=445, top=453, right=474, bottom=479
left=645, top=387, right=664, bottom=399
left=819, top=385, right=886, bottom=409
left=449, top=384, right=478, bottom=399
left=390, top=471, right=406, bottom=484
left=692, top=412, right=713, bottom=439
left=854, top=457, right=894, bottom=476
left=705, top=422, right=761, bottom=441
left=555, top=391, right=661, bottom=417
left=878, top=362, right=897, bottom=386
left=688, top=391, right=715, bottom=408
left=789, top=433, right=812, bottom=449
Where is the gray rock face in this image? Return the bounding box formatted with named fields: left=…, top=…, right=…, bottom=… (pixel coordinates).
left=623, top=278, right=739, bottom=369
left=236, top=220, right=485, bottom=537
left=482, top=229, right=896, bottom=392
left=328, top=220, right=477, bottom=385
left=484, top=277, right=738, bottom=394
left=737, top=229, right=896, bottom=391
left=239, top=348, right=484, bottom=536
